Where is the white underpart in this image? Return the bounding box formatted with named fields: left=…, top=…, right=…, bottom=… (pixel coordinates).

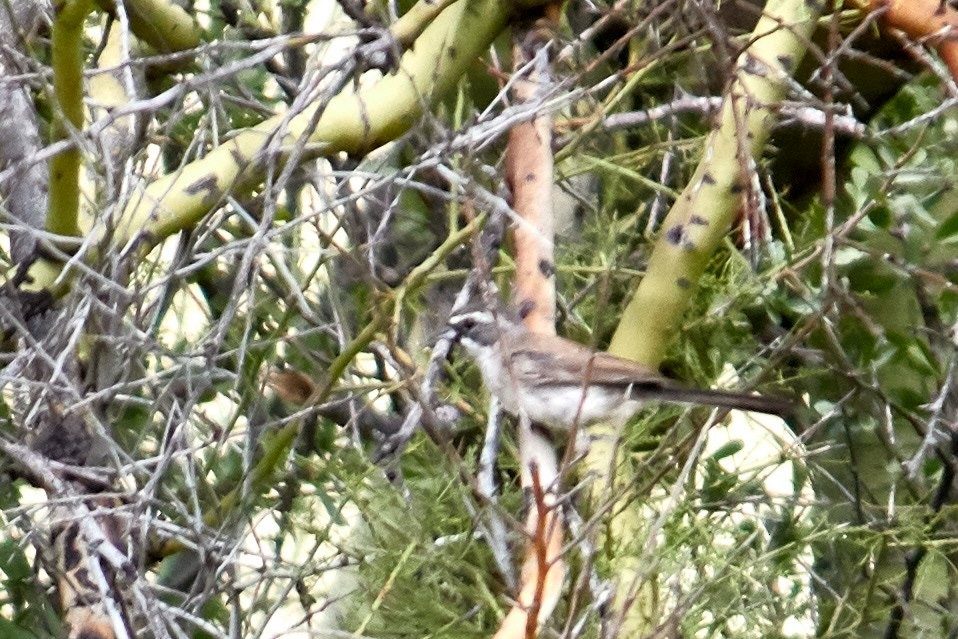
left=462, top=336, right=640, bottom=431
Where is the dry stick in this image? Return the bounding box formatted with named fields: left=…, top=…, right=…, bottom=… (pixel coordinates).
left=50, top=21, right=143, bottom=630
left=0, top=440, right=154, bottom=639
left=493, top=10, right=564, bottom=639
left=477, top=396, right=517, bottom=590
left=852, top=6, right=958, bottom=614
left=452, top=200, right=523, bottom=593
left=22, top=0, right=538, bottom=294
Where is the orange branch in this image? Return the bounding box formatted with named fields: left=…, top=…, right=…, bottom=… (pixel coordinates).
left=506, top=18, right=557, bottom=335
left=495, top=9, right=565, bottom=639
left=870, top=0, right=958, bottom=82
left=492, top=449, right=565, bottom=639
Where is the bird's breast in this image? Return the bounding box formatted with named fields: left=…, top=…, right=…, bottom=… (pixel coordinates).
left=471, top=344, right=643, bottom=430
left=515, top=384, right=639, bottom=431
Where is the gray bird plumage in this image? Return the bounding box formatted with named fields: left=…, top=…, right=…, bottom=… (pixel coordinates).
left=447, top=307, right=790, bottom=431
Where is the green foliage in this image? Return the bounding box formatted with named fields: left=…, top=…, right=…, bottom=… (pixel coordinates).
left=341, top=444, right=516, bottom=637
left=6, top=0, right=958, bottom=637
left=0, top=507, right=62, bottom=638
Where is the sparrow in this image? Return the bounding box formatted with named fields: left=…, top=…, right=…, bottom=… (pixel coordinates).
left=446, top=306, right=790, bottom=431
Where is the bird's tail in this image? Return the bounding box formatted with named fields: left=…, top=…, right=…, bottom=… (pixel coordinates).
left=633, top=383, right=793, bottom=416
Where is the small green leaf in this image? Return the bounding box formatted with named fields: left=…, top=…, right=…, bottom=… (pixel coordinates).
left=867, top=205, right=892, bottom=229
left=0, top=617, right=37, bottom=639
left=850, top=145, right=882, bottom=174
left=317, top=490, right=347, bottom=526
left=0, top=539, right=31, bottom=581
left=710, top=440, right=744, bottom=461
left=935, top=210, right=958, bottom=240
left=844, top=260, right=900, bottom=294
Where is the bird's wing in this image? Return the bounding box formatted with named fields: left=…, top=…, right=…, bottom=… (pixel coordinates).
left=506, top=331, right=669, bottom=388
left=504, top=330, right=791, bottom=415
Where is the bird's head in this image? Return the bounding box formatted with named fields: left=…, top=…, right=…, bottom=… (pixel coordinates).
left=445, top=306, right=515, bottom=355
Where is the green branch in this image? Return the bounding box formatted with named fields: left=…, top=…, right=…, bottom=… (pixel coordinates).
left=47, top=0, right=94, bottom=239
left=119, top=0, right=512, bottom=244
left=121, top=0, right=515, bottom=240
left=94, top=0, right=201, bottom=54
left=608, top=0, right=823, bottom=369
left=391, top=0, right=459, bottom=46
left=590, top=1, right=824, bottom=634
left=25, top=0, right=526, bottom=292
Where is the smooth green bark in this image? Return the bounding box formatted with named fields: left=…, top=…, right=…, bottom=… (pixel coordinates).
left=47, top=0, right=95, bottom=238
left=608, top=0, right=823, bottom=369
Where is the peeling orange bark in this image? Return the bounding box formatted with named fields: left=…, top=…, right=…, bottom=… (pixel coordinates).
left=496, top=11, right=565, bottom=639
left=870, top=0, right=958, bottom=81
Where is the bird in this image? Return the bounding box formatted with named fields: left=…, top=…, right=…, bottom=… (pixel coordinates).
left=445, top=305, right=790, bottom=431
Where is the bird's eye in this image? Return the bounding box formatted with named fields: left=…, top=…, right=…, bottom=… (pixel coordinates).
left=449, top=315, right=478, bottom=338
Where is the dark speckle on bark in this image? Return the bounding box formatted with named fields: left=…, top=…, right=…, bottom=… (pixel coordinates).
left=665, top=224, right=684, bottom=245
left=60, top=524, right=82, bottom=570
left=184, top=174, right=218, bottom=196
left=517, top=299, right=535, bottom=319
left=742, top=54, right=764, bottom=76
left=229, top=146, right=245, bottom=167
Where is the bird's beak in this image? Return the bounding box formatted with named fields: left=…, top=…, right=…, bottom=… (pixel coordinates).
left=431, top=324, right=461, bottom=347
